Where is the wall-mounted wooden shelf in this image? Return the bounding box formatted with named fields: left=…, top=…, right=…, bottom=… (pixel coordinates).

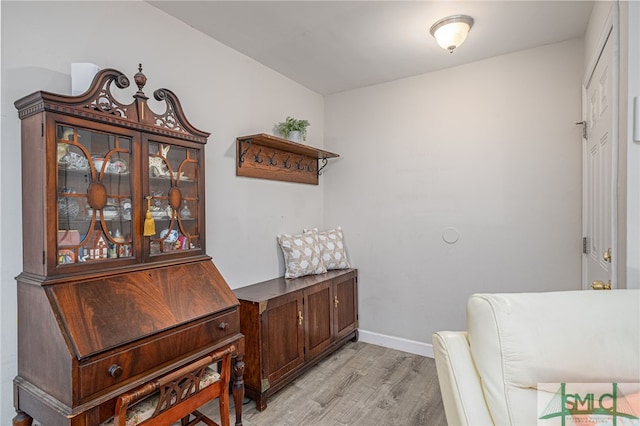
left=236, top=133, right=339, bottom=185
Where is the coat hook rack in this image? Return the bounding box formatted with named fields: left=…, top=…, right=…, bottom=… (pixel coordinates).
left=282, top=155, right=291, bottom=169
left=306, top=160, right=315, bottom=173
left=254, top=148, right=263, bottom=164
left=268, top=152, right=278, bottom=166
left=236, top=133, right=339, bottom=185
left=238, top=139, right=252, bottom=167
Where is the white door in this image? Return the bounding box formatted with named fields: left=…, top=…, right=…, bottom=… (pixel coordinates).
left=583, top=27, right=616, bottom=290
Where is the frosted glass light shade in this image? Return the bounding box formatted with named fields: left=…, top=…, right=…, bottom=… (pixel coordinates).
left=430, top=15, right=474, bottom=53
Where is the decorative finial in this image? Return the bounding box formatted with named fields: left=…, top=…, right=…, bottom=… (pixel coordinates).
left=134, top=63, right=147, bottom=93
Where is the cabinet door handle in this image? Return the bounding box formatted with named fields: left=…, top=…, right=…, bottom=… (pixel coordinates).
left=334, top=296, right=340, bottom=308
left=298, top=311, right=303, bottom=325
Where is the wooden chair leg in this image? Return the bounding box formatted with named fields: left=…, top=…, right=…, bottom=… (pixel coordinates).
left=219, top=390, right=230, bottom=426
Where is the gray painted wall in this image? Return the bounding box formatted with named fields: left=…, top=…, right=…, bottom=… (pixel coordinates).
left=323, top=39, right=584, bottom=344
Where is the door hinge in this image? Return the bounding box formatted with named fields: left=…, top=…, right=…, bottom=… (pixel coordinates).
left=582, top=237, right=589, bottom=254
left=576, top=121, right=588, bottom=139
left=41, top=123, right=44, bottom=137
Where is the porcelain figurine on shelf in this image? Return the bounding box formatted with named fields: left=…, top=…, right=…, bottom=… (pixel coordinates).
left=149, top=144, right=170, bottom=177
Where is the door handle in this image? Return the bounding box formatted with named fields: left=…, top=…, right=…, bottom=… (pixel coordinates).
left=603, top=248, right=612, bottom=263
left=592, top=280, right=612, bottom=290
left=297, top=311, right=303, bottom=325
left=334, top=296, right=340, bottom=308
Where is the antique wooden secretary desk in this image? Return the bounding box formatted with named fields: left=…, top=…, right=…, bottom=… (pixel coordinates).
left=13, top=66, right=245, bottom=426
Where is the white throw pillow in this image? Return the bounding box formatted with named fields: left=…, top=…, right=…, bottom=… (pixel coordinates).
left=304, top=227, right=351, bottom=270
left=277, top=230, right=327, bottom=279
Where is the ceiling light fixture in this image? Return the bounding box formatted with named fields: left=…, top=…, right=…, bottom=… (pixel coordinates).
left=430, top=15, right=474, bottom=53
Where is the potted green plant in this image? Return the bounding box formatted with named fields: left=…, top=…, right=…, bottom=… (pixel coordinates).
left=276, top=116, right=310, bottom=142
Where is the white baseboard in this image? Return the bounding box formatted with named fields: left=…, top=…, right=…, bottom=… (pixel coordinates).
left=357, top=329, right=434, bottom=358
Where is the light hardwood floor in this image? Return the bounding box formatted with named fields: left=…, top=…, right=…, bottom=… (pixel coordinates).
left=199, top=341, right=447, bottom=426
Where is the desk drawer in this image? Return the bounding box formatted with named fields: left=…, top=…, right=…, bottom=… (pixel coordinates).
left=78, top=309, right=239, bottom=400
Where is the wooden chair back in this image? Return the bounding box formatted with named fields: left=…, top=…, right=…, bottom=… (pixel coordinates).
left=112, top=345, right=234, bottom=426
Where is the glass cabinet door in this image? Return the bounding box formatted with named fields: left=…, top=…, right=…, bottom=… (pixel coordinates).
left=146, top=140, right=201, bottom=257
left=56, top=124, right=134, bottom=266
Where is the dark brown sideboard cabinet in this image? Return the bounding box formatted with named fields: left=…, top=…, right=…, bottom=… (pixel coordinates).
left=13, top=66, right=245, bottom=426
left=233, top=269, right=358, bottom=410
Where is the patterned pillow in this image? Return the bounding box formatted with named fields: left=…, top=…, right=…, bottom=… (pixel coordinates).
left=277, top=230, right=327, bottom=279
left=305, top=227, right=351, bottom=270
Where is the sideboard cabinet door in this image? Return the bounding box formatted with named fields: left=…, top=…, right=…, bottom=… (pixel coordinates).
left=262, top=292, right=304, bottom=386
left=304, top=281, right=333, bottom=359
left=333, top=271, right=359, bottom=341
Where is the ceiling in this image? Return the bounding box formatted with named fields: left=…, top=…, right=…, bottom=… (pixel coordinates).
left=149, top=1, right=594, bottom=95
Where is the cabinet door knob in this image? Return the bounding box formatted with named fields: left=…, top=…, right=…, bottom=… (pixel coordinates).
left=334, top=296, right=340, bottom=308
left=108, top=364, right=123, bottom=378
left=218, top=322, right=229, bottom=330
left=297, top=311, right=304, bottom=325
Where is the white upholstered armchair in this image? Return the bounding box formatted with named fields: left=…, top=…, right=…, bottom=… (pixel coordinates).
left=433, top=290, right=640, bottom=425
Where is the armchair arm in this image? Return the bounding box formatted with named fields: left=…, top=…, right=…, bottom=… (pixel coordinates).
left=432, top=332, right=494, bottom=426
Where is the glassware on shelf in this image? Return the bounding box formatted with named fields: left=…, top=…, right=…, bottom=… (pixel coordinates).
left=64, top=152, right=90, bottom=170
left=180, top=201, right=191, bottom=219
left=58, top=188, right=80, bottom=220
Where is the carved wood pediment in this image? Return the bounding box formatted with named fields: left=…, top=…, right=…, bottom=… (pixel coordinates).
left=15, top=65, right=209, bottom=143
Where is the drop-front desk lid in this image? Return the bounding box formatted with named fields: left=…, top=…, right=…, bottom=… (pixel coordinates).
left=48, top=260, right=238, bottom=359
